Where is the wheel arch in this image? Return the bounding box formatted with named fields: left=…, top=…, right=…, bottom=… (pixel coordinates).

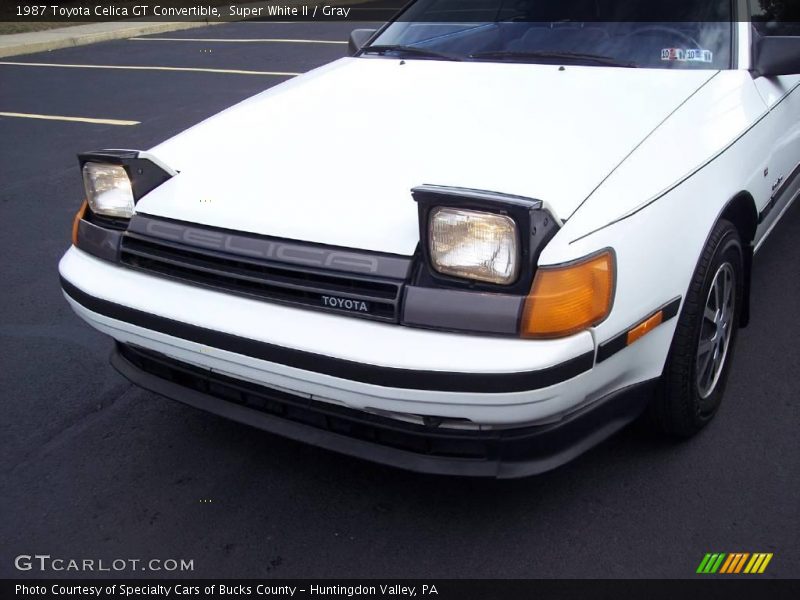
left=719, top=191, right=758, bottom=327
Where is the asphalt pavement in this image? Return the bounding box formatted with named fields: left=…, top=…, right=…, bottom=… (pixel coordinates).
left=1, top=21, right=798, bottom=579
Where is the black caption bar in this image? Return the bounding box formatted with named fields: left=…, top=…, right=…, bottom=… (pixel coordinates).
left=4, top=0, right=800, bottom=23
left=4, top=1, right=404, bottom=23
left=3, top=580, right=800, bottom=600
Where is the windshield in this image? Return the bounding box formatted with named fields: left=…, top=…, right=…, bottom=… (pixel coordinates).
left=366, top=0, right=734, bottom=69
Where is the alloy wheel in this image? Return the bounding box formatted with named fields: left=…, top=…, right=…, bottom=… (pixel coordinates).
left=696, top=262, right=736, bottom=399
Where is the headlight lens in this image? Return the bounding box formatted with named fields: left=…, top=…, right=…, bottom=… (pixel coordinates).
left=82, top=162, right=134, bottom=218
left=429, top=207, right=519, bottom=284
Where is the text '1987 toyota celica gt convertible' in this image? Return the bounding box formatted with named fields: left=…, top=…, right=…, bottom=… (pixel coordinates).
left=59, top=0, right=800, bottom=477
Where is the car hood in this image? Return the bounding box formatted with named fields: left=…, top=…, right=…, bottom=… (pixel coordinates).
left=140, top=58, right=716, bottom=255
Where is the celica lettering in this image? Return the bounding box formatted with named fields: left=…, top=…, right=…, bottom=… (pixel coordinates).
left=142, top=221, right=380, bottom=273
left=325, top=253, right=379, bottom=273
left=276, top=246, right=327, bottom=265
left=183, top=228, right=225, bottom=248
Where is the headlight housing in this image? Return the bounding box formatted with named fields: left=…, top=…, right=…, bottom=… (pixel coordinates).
left=82, top=162, right=134, bottom=218
left=429, top=207, right=520, bottom=285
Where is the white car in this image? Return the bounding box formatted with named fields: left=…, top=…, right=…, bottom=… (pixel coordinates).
left=59, top=1, right=800, bottom=477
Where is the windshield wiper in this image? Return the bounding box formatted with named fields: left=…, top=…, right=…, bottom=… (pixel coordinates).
left=362, top=45, right=463, bottom=62
left=468, top=50, right=637, bottom=68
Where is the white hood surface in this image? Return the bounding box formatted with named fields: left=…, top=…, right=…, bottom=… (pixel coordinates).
left=140, top=58, right=717, bottom=255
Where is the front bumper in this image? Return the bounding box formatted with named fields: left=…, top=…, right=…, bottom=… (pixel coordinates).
left=60, top=246, right=669, bottom=475
left=113, top=342, right=655, bottom=478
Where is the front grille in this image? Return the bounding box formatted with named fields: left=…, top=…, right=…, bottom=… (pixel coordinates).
left=120, top=344, right=492, bottom=461
left=119, top=232, right=404, bottom=322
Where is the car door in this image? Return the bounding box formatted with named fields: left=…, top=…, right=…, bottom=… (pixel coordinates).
left=749, top=1, right=800, bottom=244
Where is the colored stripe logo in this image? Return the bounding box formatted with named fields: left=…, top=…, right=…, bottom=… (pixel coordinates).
left=697, top=553, right=773, bottom=574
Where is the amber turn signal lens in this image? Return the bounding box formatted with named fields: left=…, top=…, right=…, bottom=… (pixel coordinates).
left=72, top=200, right=88, bottom=246
left=521, top=250, right=614, bottom=338
left=626, top=311, right=663, bottom=345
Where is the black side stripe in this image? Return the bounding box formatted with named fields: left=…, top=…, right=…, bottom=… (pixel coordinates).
left=61, top=277, right=594, bottom=394
left=597, top=297, right=682, bottom=363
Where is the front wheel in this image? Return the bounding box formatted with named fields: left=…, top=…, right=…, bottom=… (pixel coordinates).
left=651, top=219, right=744, bottom=437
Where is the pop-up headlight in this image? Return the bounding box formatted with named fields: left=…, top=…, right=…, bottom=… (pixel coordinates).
left=429, top=207, right=519, bottom=284
left=82, top=162, right=134, bottom=218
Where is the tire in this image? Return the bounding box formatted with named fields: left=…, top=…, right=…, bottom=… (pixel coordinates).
left=650, top=218, right=744, bottom=437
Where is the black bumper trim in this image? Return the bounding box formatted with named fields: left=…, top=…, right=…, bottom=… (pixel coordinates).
left=61, top=277, right=594, bottom=394
left=111, top=343, right=656, bottom=478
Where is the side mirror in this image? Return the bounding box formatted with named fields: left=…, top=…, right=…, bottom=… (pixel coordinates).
left=752, top=35, right=800, bottom=77
left=348, top=29, right=377, bottom=56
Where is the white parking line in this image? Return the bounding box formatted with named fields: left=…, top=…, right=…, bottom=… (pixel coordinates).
left=0, top=112, right=139, bottom=126
left=131, top=37, right=347, bottom=45
left=0, top=61, right=300, bottom=77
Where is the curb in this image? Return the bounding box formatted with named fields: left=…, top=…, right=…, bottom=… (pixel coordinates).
left=0, top=20, right=221, bottom=58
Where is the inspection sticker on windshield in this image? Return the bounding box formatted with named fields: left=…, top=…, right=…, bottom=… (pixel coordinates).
left=661, top=48, right=713, bottom=63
